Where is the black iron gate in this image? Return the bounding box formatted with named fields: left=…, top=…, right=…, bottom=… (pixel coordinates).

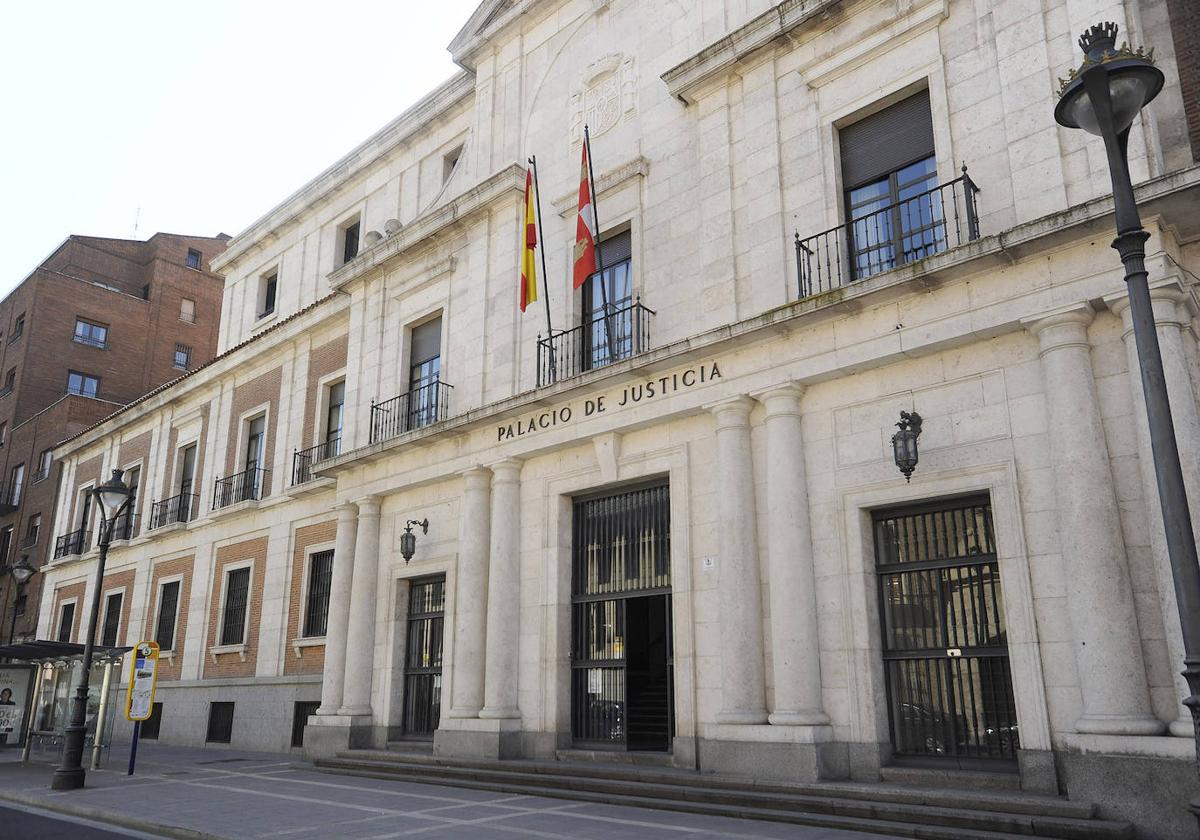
left=873, top=495, right=1019, bottom=765
left=401, top=576, right=445, bottom=738
left=571, top=483, right=673, bottom=750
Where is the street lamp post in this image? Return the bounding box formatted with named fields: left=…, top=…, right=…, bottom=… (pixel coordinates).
left=1056, top=22, right=1200, bottom=826
left=50, top=469, right=133, bottom=791
left=6, top=554, right=36, bottom=646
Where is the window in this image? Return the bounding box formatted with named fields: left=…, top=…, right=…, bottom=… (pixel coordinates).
left=443, top=145, right=463, bottom=184
left=0, top=422, right=7, bottom=446
left=77, top=487, right=93, bottom=532
left=73, top=319, right=109, bottom=348
left=0, top=526, right=11, bottom=564
left=839, top=89, right=940, bottom=280
left=291, top=700, right=320, bottom=748
left=582, top=229, right=634, bottom=370
left=220, top=566, right=251, bottom=645
left=57, top=601, right=75, bottom=642
left=408, top=317, right=442, bottom=429
left=9, top=463, right=24, bottom=507
left=186, top=248, right=202, bottom=269
left=25, top=514, right=40, bottom=545
left=244, top=415, right=266, bottom=473
left=258, top=272, right=278, bottom=319
left=66, top=371, right=100, bottom=398
left=141, top=703, right=164, bottom=740
left=178, top=443, right=197, bottom=496
left=173, top=343, right=192, bottom=370
left=1, top=368, right=14, bottom=396
left=206, top=702, right=235, bottom=743
left=34, top=449, right=51, bottom=483
left=155, top=580, right=181, bottom=651
left=340, top=219, right=360, bottom=266
left=101, top=592, right=123, bottom=648
left=9, top=313, right=24, bottom=343
left=302, top=550, right=334, bottom=638
left=324, top=381, right=345, bottom=457
left=180, top=297, right=196, bottom=324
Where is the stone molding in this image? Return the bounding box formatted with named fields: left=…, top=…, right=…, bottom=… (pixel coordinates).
left=553, top=155, right=649, bottom=215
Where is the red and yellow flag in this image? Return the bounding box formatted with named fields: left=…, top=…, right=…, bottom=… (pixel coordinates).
left=520, top=166, right=538, bottom=312
left=572, top=139, right=598, bottom=289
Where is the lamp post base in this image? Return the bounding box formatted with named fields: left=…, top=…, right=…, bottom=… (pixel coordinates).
left=50, top=766, right=86, bottom=791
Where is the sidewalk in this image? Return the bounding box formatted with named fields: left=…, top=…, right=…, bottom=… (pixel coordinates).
left=0, top=744, right=889, bottom=840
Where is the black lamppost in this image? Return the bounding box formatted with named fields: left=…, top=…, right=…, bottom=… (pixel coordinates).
left=51, top=469, right=133, bottom=791
left=6, top=554, right=35, bottom=645
left=1056, top=22, right=1200, bottom=825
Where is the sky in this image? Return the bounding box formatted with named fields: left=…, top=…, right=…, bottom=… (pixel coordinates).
left=0, top=0, right=483, bottom=293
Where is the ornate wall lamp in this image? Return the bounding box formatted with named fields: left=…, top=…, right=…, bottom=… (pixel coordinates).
left=891, top=411, right=922, bottom=482
left=399, top=519, right=429, bottom=564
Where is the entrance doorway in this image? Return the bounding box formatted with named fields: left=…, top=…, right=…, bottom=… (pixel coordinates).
left=400, top=576, right=445, bottom=739
left=873, top=495, right=1019, bottom=767
left=571, top=483, right=673, bottom=751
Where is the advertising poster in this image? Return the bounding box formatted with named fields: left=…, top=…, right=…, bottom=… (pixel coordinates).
left=126, top=641, right=160, bottom=722
left=0, top=665, right=34, bottom=747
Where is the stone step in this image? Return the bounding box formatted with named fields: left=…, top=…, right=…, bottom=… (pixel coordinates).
left=313, top=753, right=1132, bottom=840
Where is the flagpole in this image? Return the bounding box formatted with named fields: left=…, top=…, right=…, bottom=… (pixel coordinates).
left=584, top=125, right=615, bottom=360
left=530, top=156, right=556, bottom=381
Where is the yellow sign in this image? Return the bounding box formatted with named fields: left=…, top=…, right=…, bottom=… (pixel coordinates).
left=125, top=641, right=160, bottom=722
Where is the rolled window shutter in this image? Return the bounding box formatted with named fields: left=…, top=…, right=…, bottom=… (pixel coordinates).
left=598, top=230, right=631, bottom=269
left=840, top=90, right=935, bottom=189
left=410, top=317, right=442, bottom=363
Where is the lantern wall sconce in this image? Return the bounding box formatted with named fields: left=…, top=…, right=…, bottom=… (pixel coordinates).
left=400, top=518, right=429, bottom=564
left=891, top=411, right=923, bottom=482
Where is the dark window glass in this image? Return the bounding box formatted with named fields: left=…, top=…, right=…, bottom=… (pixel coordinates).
left=26, top=514, right=40, bottom=542
left=342, top=222, right=360, bottom=264
left=291, top=700, right=320, bottom=747
left=244, top=416, right=266, bottom=472
left=3, top=368, right=15, bottom=391
left=101, top=592, right=122, bottom=647
left=186, top=249, right=202, bottom=269
left=0, top=527, right=12, bottom=564
left=66, top=371, right=100, bottom=398
left=302, top=550, right=334, bottom=637
left=57, top=602, right=75, bottom=642
left=582, top=230, right=633, bottom=370
left=141, top=703, right=164, bottom=739
left=179, top=444, right=197, bottom=495
left=325, top=381, right=345, bottom=454
left=220, top=567, right=250, bottom=645
left=173, top=343, right=191, bottom=369
left=408, top=318, right=442, bottom=429
left=73, top=319, right=109, bottom=348
left=10, top=314, right=24, bottom=341
left=206, top=702, right=234, bottom=743
left=261, top=273, right=277, bottom=317
left=156, top=580, right=180, bottom=651
left=0, top=422, right=6, bottom=445
left=9, top=463, right=23, bottom=506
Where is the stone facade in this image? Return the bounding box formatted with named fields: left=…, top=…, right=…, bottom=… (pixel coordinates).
left=36, top=1, right=1200, bottom=837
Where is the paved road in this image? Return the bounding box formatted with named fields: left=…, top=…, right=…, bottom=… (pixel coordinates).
left=1, top=803, right=169, bottom=839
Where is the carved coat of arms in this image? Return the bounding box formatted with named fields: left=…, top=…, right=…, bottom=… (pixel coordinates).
left=570, top=54, right=636, bottom=147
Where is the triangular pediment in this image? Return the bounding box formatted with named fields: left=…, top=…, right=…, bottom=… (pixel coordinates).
left=448, top=0, right=519, bottom=68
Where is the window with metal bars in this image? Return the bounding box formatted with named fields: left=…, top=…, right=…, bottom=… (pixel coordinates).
left=101, top=592, right=122, bottom=648
left=155, top=580, right=180, bottom=651
left=220, top=567, right=250, bottom=645
left=206, top=702, right=234, bottom=743
left=173, top=343, right=191, bottom=369
left=302, top=550, right=334, bottom=637
left=401, top=577, right=445, bottom=738
left=291, top=700, right=320, bottom=747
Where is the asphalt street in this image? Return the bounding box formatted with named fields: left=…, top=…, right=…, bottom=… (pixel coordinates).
left=0, top=803, right=170, bottom=840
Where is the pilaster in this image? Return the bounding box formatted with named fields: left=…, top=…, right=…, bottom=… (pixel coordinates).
left=317, top=501, right=358, bottom=715
left=338, top=495, right=382, bottom=717
left=479, top=459, right=522, bottom=720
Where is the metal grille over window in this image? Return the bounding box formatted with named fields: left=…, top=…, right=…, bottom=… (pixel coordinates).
left=206, top=702, right=234, bottom=743
left=401, top=577, right=445, bottom=738
left=873, top=496, right=1019, bottom=764
left=155, top=580, right=180, bottom=650
left=220, top=568, right=250, bottom=646
left=571, top=483, right=673, bottom=750
left=302, top=550, right=334, bottom=637
left=173, top=343, right=191, bottom=369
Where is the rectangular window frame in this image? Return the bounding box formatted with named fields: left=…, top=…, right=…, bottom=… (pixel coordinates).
left=9, top=313, right=25, bottom=343
left=205, top=702, right=235, bottom=744
left=73, top=318, right=110, bottom=349
left=153, top=575, right=184, bottom=653
left=57, top=597, right=78, bottom=643
left=180, top=298, right=196, bottom=324
left=100, top=587, right=125, bottom=648
left=299, top=543, right=336, bottom=639
left=314, top=372, right=347, bottom=455
left=257, top=269, right=279, bottom=320
left=215, top=560, right=254, bottom=649
left=9, top=462, right=24, bottom=507
left=173, top=343, right=192, bottom=370
left=66, top=370, right=101, bottom=398
left=186, top=248, right=202, bottom=270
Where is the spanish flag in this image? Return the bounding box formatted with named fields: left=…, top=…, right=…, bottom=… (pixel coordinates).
left=572, top=138, right=598, bottom=289
left=520, top=166, right=538, bottom=312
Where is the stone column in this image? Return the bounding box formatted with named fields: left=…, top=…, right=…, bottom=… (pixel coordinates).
left=1024, top=307, right=1162, bottom=735
left=338, top=495, right=382, bottom=717
left=1111, top=287, right=1200, bottom=736
left=317, top=502, right=358, bottom=715
left=757, top=385, right=830, bottom=727
left=448, top=467, right=492, bottom=718
left=479, top=459, right=522, bottom=719
left=711, top=396, right=768, bottom=724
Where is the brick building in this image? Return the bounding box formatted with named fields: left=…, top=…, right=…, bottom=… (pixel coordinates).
left=0, top=233, right=228, bottom=643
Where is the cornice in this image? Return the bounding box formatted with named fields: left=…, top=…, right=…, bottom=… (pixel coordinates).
left=449, top=0, right=607, bottom=71
left=553, top=155, right=649, bottom=216
left=211, top=72, right=476, bottom=275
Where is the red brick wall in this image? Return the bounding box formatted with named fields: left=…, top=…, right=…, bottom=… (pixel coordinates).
left=223, top=368, right=282, bottom=479
left=301, top=336, right=348, bottom=448
left=98, top=569, right=136, bottom=647
left=283, top=520, right=338, bottom=676
left=143, top=555, right=194, bottom=682
left=203, top=537, right=268, bottom=679
left=50, top=582, right=85, bottom=642
left=1167, top=0, right=1200, bottom=161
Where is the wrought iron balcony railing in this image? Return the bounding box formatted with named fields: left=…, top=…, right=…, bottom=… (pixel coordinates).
left=54, top=528, right=91, bottom=559
left=212, top=467, right=269, bottom=510
left=110, top=511, right=140, bottom=541
left=30, top=465, right=51, bottom=485
left=150, top=492, right=199, bottom=529
left=292, top=437, right=341, bottom=485
left=369, top=380, right=452, bottom=445
left=72, top=334, right=108, bottom=349
left=19, top=532, right=38, bottom=550
left=537, top=299, right=655, bottom=388
left=794, top=164, right=981, bottom=299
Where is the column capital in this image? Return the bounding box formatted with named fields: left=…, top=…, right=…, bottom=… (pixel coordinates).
left=333, top=501, right=358, bottom=519
left=707, top=394, right=756, bottom=427
left=752, top=383, right=804, bottom=416
left=352, top=495, right=382, bottom=517
left=488, top=458, right=523, bottom=481
left=1106, top=284, right=1189, bottom=334
left=1021, top=303, right=1094, bottom=352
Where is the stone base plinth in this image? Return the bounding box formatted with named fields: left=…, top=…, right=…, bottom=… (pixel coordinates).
left=433, top=717, right=523, bottom=760
left=696, top=723, right=846, bottom=781
left=302, top=714, right=374, bottom=761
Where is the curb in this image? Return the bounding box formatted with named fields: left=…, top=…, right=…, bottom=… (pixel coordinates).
left=0, top=788, right=228, bottom=840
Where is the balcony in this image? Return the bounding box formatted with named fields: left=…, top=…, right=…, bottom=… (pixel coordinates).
left=292, top=437, right=341, bottom=485
left=369, top=381, right=452, bottom=445
left=30, top=466, right=51, bottom=485
left=536, top=299, right=655, bottom=388
left=794, top=165, right=981, bottom=299
left=212, top=467, right=269, bottom=510
left=53, top=528, right=91, bottom=559
left=150, top=492, right=199, bottom=529
left=110, top=511, right=140, bottom=541
left=72, top=334, right=108, bottom=350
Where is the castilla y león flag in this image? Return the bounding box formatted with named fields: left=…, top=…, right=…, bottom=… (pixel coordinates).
left=520, top=166, right=538, bottom=312
left=572, top=139, right=598, bottom=289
